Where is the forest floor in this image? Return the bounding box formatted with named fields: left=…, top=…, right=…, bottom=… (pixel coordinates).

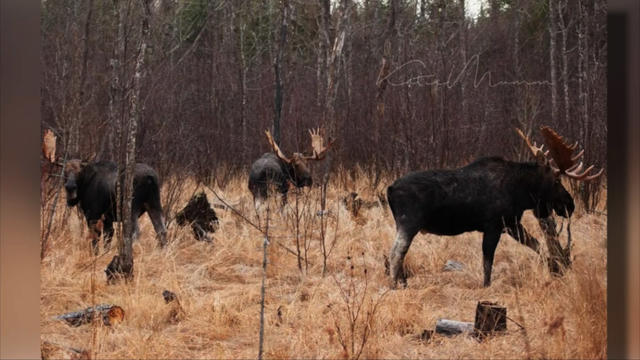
left=40, top=172, right=607, bottom=359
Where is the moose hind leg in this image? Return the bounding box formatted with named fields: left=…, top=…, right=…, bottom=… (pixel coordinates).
left=148, top=207, right=167, bottom=248
left=481, top=229, right=501, bottom=287
left=388, top=228, right=416, bottom=289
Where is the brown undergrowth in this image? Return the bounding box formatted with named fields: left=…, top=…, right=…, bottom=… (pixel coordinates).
left=41, top=170, right=607, bottom=359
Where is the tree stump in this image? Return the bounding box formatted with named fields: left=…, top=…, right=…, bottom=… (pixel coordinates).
left=176, top=192, right=218, bottom=242
left=105, top=254, right=134, bottom=283
left=162, top=290, right=186, bottom=324
left=474, top=301, right=507, bottom=334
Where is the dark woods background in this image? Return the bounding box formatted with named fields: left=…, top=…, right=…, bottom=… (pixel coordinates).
left=41, top=0, right=607, bottom=206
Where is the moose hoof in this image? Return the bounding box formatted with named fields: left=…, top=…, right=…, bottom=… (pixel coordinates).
left=389, top=278, right=407, bottom=290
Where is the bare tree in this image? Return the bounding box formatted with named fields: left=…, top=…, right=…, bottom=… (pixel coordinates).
left=273, top=0, right=290, bottom=144
left=106, top=0, right=153, bottom=281
left=40, top=0, right=607, bottom=188
left=548, top=0, right=559, bottom=123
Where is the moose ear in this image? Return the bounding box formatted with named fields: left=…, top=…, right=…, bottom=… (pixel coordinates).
left=82, top=152, right=97, bottom=166
left=534, top=151, right=547, bottom=167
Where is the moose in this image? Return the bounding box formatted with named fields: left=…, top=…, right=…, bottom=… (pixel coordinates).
left=248, top=128, right=333, bottom=208
left=386, top=126, right=603, bottom=288
left=62, top=159, right=167, bottom=254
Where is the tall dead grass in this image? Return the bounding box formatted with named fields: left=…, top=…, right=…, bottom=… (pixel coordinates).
left=41, top=170, right=607, bottom=359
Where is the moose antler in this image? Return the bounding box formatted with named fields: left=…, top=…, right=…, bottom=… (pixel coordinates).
left=515, top=128, right=549, bottom=159
left=304, top=128, right=334, bottom=160
left=265, top=130, right=291, bottom=163
left=540, top=126, right=603, bottom=181
left=42, top=129, right=57, bottom=163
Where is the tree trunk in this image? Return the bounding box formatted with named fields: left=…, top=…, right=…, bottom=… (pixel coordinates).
left=579, top=0, right=590, bottom=147
left=108, top=0, right=124, bottom=163
left=548, top=0, right=558, bottom=123
left=236, top=4, right=248, bottom=166
left=107, top=0, right=152, bottom=282
left=273, top=0, right=289, bottom=144
left=557, top=0, right=571, bottom=130
left=460, top=0, right=468, bottom=124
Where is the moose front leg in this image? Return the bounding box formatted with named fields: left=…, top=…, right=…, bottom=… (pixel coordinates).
left=103, top=218, right=114, bottom=252
left=482, top=228, right=502, bottom=287
left=148, top=208, right=167, bottom=248
left=87, top=219, right=103, bottom=256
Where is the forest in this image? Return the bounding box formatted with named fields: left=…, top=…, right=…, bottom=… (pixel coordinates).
left=40, top=1, right=607, bottom=359
left=42, top=0, right=606, bottom=187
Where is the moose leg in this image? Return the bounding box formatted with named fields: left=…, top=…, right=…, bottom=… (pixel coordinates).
left=388, top=228, right=417, bottom=289
left=506, top=223, right=540, bottom=254
left=130, top=207, right=143, bottom=242
left=148, top=207, right=167, bottom=248
left=103, top=218, right=114, bottom=252
left=87, top=219, right=103, bottom=256
left=481, top=228, right=502, bottom=287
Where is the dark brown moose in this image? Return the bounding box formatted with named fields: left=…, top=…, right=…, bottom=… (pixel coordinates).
left=62, top=160, right=167, bottom=254
left=248, top=128, right=333, bottom=208
left=386, top=126, right=603, bottom=288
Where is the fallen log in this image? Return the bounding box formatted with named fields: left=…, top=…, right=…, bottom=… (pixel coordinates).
left=435, top=319, right=474, bottom=336
left=443, top=259, right=464, bottom=272
left=54, top=304, right=124, bottom=327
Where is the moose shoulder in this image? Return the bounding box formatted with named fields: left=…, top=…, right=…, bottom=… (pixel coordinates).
left=63, top=160, right=167, bottom=254
left=387, top=127, right=603, bottom=288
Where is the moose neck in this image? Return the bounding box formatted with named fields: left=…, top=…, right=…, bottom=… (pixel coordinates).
left=514, top=161, right=550, bottom=211
left=282, top=161, right=298, bottom=184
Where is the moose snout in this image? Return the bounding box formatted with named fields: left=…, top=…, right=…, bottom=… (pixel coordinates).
left=556, top=200, right=575, bottom=218
left=65, top=182, right=79, bottom=205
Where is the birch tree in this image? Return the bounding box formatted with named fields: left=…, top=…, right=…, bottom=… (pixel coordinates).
left=106, top=0, right=153, bottom=282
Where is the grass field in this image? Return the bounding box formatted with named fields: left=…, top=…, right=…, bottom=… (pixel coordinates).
left=40, top=172, right=607, bottom=359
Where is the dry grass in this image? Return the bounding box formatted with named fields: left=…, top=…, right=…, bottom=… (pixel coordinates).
left=41, top=171, right=607, bottom=359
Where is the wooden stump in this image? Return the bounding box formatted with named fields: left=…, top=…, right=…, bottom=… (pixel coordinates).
left=176, top=192, right=218, bottom=242
left=162, top=290, right=186, bottom=324
left=105, top=254, right=134, bottom=283
left=474, top=301, right=507, bottom=334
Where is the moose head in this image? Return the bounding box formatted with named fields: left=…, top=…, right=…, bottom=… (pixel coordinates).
left=516, top=126, right=603, bottom=218
left=264, top=128, right=334, bottom=188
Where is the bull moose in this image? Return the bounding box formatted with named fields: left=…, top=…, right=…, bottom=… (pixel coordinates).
left=387, top=126, right=603, bottom=288
left=248, top=128, right=333, bottom=208
left=62, top=159, right=167, bottom=254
